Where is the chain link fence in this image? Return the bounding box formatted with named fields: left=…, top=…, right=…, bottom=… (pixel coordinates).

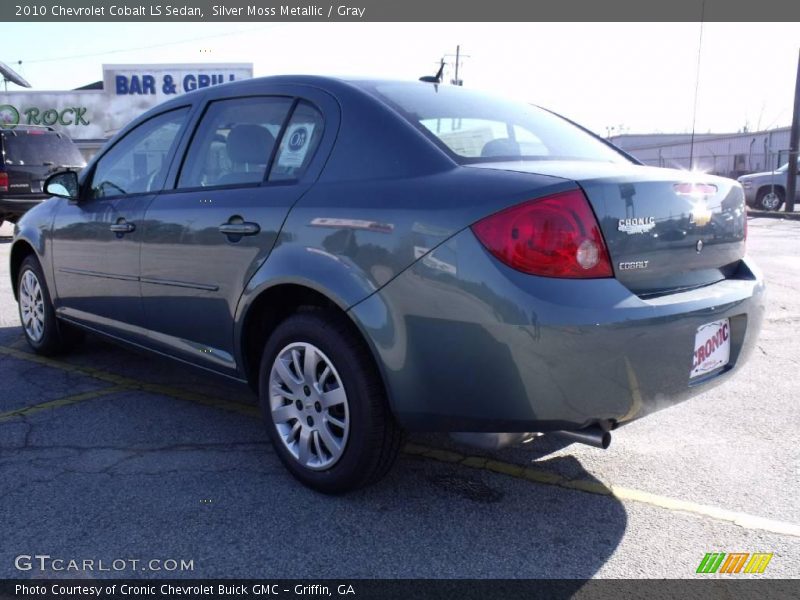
left=638, top=149, right=791, bottom=179
left=611, top=128, right=792, bottom=179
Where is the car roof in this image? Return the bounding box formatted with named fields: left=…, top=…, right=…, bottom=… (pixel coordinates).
left=130, top=75, right=440, bottom=140
left=0, top=129, right=75, bottom=143
left=1, top=126, right=62, bottom=136
left=87, top=74, right=459, bottom=184
left=152, top=75, right=440, bottom=109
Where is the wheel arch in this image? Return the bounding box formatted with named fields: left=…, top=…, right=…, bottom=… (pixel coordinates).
left=757, top=184, right=786, bottom=197
left=9, top=239, right=37, bottom=301
left=236, top=282, right=393, bottom=421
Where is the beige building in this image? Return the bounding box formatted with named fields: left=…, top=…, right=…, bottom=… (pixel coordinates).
left=0, top=63, right=253, bottom=161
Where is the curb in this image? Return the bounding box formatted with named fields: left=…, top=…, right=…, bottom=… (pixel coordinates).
left=747, top=208, right=800, bottom=221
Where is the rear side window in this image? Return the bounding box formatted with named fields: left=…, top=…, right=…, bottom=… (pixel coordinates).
left=178, top=96, right=293, bottom=189
left=3, top=131, right=85, bottom=167
left=90, top=108, right=188, bottom=198
left=370, top=82, right=629, bottom=164
left=269, top=101, right=324, bottom=182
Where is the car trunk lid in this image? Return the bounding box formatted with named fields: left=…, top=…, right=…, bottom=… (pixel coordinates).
left=468, top=161, right=746, bottom=296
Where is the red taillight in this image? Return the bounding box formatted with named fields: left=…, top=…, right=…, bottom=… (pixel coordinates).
left=471, top=189, right=613, bottom=278
left=0, top=172, right=8, bottom=193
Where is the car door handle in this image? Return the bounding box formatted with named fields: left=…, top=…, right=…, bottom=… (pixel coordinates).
left=218, top=221, right=260, bottom=236
left=109, top=222, right=135, bottom=234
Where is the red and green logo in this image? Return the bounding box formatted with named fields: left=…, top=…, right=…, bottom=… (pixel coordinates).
left=0, top=104, right=20, bottom=128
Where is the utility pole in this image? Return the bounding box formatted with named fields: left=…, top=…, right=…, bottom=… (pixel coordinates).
left=785, top=48, right=800, bottom=213
left=444, top=45, right=468, bottom=86
left=454, top=46, right=460, bottom=85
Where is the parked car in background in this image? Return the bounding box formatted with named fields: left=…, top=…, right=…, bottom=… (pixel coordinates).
left=0, top=126, right=86, bottom=228
left=10, top=76, right=764, bottom=493
left=738, top=162, right=800, bottom=211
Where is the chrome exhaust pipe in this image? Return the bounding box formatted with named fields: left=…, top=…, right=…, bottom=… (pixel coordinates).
left=551, top=426, right=611, bottom=449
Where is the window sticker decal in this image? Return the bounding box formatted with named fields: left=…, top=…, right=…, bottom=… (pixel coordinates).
left=277, top=123, right=315, bottom=168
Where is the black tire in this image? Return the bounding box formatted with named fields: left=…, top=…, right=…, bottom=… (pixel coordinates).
left=17, top=255, right=84, bottom=355
left=258, top=309, right=402, bottom=494
left=756, top=187, right=784, bottom=211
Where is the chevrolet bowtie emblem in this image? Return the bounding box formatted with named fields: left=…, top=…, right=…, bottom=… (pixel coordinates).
left=690, top=206, right=712, bottom=227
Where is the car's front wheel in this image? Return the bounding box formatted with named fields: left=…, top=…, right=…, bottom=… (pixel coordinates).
left=17, top=255, right=83, bottom=355
left=756, top=187, right=785, bottom=211
left=258, top=310, right=402, bottom=493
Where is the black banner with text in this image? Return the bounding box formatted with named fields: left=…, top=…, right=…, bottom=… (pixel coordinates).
left=2, top=579, right=799, bottom=600
left=3, top=0, right=800, bottom=22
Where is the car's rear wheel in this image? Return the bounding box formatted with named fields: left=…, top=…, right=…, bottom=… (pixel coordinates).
left=756, top=187, right=784, bottom=211
left=258, top=309, right=402, bottom=493
left=17, top=255, right=83, bottom=355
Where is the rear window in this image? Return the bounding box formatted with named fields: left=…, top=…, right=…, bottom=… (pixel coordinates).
left=368, top=82, right=629, bottom=164
left=270, top=100, right=324, bottom=182
left=2, top=131, right=85, bottom=167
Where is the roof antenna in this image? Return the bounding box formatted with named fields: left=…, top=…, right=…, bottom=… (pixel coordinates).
left=419, top=59, right=445, bottom=84
left=688, top=0, right=705, bottom=171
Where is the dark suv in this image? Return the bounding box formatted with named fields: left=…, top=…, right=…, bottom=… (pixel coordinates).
left=0, top=126, right=86, bottom=227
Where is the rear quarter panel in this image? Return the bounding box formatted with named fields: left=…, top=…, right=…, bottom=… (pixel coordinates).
left=351, top=227, right=765, bottom=431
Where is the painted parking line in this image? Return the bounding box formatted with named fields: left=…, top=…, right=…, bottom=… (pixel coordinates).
left=0, top=345, right=137, bottom=387
left=0, top=386, right=124, bottom=422
left=2, top=342, right=799, bottom=538
left=0, top=344, right=259, bottom=418
left=403, top=443, right=800, bottom=538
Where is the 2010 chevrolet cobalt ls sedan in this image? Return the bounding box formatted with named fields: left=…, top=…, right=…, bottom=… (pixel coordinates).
left=11, top=76, right=764, bottom=493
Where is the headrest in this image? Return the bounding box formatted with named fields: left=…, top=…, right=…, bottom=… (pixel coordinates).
left=481, top=138, right=521, bottom=158
left=226, top=124, right=274, bottom=164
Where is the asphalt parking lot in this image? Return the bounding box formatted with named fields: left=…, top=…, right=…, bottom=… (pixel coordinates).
left=0, top=216, right=798, bottom=579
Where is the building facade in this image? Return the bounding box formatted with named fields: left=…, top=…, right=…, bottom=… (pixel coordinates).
left=0, top=63, right=253, bottom=160
left=609, top=127, right=791, bottom=178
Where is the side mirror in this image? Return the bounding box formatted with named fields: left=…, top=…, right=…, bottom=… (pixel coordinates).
left=45, top=170, right=80, bottom=200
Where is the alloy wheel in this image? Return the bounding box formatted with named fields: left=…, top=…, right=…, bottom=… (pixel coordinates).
left=761, top=191, right=782, bottom=211
left=269, top=342, right=350, bottom=470
left=20, top=270, right=45, bottom=342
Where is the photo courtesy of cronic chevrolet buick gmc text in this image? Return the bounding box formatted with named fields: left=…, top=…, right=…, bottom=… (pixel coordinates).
left=0, top=125, right=86, bottom=227
left=10, top=76, right=765, bottom=493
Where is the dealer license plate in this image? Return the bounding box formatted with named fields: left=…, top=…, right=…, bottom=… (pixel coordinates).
left=690, top=318, right=731, bottom=378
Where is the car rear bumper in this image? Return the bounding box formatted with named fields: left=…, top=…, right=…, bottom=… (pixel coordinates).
left=0, top=196, right=47, bottom=218
left=350, top=228, right=765, bottom=433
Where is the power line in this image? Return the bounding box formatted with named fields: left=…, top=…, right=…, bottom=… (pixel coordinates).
left=688, top=0, right=705, bottom=170
left=763, top=108, right=789, bottom=131
left=5, top=25, right=269, bottom=66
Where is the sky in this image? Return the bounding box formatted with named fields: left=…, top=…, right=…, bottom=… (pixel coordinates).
left=1, top=22, right=799, bottom=136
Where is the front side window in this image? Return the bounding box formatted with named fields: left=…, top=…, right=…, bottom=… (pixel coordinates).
left=178, top=96, right=292, bottom=189
left=90, top=108, right=189, bottom=199
left=369, top=82, right=630, bottom=164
